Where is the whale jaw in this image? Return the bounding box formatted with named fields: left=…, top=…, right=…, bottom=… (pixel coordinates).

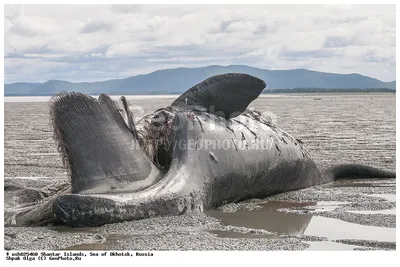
left=50, top=92, right=163, bottom=195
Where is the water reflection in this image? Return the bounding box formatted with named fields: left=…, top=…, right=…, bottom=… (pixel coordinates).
left=206, top=201, right=315, bottom=237
left=206, top=200, right=396, bottom=243
left=304, top=216, right=395, bottom=242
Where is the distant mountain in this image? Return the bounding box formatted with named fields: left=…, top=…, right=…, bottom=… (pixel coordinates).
left=383, top=81, right=396, bottom=89
left=4, top=82, right=42, bottom=95
left=4, top=65, right=396, bottom=96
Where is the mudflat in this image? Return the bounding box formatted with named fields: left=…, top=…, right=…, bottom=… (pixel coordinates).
left=4, top=93, right=396, bottom=250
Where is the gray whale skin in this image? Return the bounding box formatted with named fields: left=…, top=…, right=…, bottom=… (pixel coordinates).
left=8, top=73, right=396, bottom=227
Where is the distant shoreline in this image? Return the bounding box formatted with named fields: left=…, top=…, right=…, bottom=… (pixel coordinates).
left=3, top=88, right=396, bottom=97
left=4, top=91, right=396, bottom=103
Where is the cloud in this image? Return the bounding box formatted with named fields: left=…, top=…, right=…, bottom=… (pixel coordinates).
left=7, top=16, right=60, bottom=37
left=279, top=48, right=339, bottom=59
left=81, top=17, right=114, bottom=33
left=110, top=4, right=140, bottom=14
left=323, top=36, right=353, bottom=48
left=105, top=42, right=147, bottom=58
left=3, top=4, right=396, bottom=84
left=4, top=4, right=25, bottom=23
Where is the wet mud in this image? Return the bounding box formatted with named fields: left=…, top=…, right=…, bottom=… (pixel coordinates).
left=3, top=94, right=396, bottom=250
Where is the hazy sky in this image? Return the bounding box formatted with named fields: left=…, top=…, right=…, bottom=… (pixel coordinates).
left=4, top=4, right=396, bottom=83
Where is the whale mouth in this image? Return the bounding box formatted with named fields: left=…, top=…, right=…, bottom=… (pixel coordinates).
left=50, top=92, right=164, bottom=195
left=49, top=105, right=204, bottom=227
left=48, top=92, right=205, bottom=227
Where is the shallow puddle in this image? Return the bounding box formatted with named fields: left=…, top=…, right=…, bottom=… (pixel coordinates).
left=289, top=201, right=350, bottom=212
left=206, top=201, right=317, bottom=236
left=208, top=230, right=277, bottom=239
left=207, top=201, right=315, bottom=236
left=206, top=200, right=396, bottom=244
left=63, top=234, right=135, bottom=250
left=303, top=216, right=395, bottom=242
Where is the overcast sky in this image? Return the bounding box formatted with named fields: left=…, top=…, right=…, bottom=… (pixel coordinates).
left=4, top=4, right=396, bottom=84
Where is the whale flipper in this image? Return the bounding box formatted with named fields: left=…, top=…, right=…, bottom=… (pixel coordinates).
left=171, top=73, right=266, bottom=118
left=50, top=92, right=163, bottom=194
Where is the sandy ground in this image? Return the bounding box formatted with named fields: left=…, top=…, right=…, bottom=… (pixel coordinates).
left=3, top=93, right=396, bottom=250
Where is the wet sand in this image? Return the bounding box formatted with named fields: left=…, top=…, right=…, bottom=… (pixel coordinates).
left=4, top=93, right=396, bottom=250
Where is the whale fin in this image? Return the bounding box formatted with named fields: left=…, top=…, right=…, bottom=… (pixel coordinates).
left=50, top=92, right=163, bottom=194
left=171, top=73, right=266, bottom=118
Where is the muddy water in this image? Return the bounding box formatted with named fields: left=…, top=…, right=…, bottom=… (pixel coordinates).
left=4, top=93, right=396, bottom=250
left=206, top=199, right=395, bottom=242
left=207, top=201, right=315, bottom=237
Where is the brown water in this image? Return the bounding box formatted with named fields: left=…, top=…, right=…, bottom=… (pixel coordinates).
left=207, top=201, right=315, bottom=237
left=206, top=199, right=396, bottom=242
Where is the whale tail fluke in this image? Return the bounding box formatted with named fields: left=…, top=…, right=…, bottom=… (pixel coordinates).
left=327, top=164, right=395, bottom=180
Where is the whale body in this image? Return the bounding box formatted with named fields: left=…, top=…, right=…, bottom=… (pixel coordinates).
left=6, top=73, right=395, bottom=227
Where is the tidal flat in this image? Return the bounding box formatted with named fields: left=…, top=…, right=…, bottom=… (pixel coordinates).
left=4, top=93, right=396, bottom=250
